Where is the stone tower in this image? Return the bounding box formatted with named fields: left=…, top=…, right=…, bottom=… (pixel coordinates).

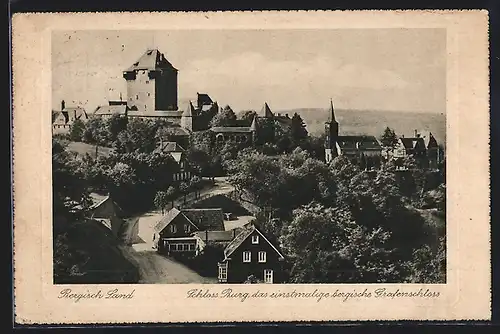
left=123, top=49, right=178, bottom=113
left=324, top=99, right=339, bottom=164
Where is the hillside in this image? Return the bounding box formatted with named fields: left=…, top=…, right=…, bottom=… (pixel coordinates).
left=277, top=108, right=446, bottom=145
left=66, top=141, right=113, bottom=158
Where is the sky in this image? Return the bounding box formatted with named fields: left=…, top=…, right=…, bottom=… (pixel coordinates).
left=52, top=29, right=446, bottom=114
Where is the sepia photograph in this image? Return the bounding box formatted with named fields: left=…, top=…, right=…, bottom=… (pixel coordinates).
left=51, top=28, right=447, bottom=285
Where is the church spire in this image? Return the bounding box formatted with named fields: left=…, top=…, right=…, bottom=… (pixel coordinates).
left=329, top=98, right=337, bottom=122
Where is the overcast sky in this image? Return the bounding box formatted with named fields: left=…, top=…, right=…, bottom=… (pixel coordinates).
left=52, top=29, right=446, bottom=114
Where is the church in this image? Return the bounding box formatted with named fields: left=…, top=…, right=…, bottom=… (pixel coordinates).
left=324, top=100, right=383, bottom=169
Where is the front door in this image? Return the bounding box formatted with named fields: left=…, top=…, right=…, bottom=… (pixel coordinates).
left=264, top=269, right=273, bottom=284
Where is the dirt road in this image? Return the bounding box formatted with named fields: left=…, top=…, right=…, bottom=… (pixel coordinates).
left=117, top=178, right=234, bottom=283
left=120, top=245, right=217, bottom=284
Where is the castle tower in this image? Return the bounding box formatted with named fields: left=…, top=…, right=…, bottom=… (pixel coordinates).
left=123, top=49, right=178, bottom=114
left=325, top=99, right=339, bottom=164
left=181, top=101, right=195, bottom=132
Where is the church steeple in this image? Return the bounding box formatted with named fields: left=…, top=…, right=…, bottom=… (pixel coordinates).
left=324, top=99, right=339, bottom=164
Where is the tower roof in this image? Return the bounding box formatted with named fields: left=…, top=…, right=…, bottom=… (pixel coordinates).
left=328, top=99, right=337, bottom=122
left=258, top=102, right=274, bottom=118
left=250, top=115, right=257, bottom=131
left=125, top=49, right=178, bottom=72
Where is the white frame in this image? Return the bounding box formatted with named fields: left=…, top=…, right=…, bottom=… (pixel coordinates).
left=170, top=224, right=177, bottom=233
left=264, top=269, right=273, bottom=284
left=218, top=263, right=227, bottom=281
left=258, top=251, right=266, bottom=263
left=251, top=235, right=259, bottom=244
left=242, top=251, right=251, bottom=263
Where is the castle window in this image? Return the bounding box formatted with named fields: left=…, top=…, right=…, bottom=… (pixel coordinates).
left=136, top=95, right=139, bottom=100
left=147, top=92, right=151, bottom=96
left=146, top=80, right=150, bottom=84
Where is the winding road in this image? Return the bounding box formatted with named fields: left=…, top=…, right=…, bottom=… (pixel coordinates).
left=118, top=177, right=233, bottom=284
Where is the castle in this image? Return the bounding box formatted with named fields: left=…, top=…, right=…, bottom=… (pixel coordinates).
left=90, top=49, right=285, bottom=148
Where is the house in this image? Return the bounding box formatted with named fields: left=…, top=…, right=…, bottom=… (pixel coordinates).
left=52, top=100, right=88, bottom=135
left=153, top=207, right=225, bottom=256
left=86, top=193, right=124, bottom=237
left=217, top=223, right=285, bottom=284
left=154, top=140, right=192, bottom=182
left=393, top=130, right=441, bottom=169
left=324, top=99, right=382, bottom=166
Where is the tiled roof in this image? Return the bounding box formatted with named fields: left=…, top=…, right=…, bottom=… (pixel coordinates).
left=336, top=135, right=382, bottom=150
left=223, top=224, right=285, bottom=260
left=210, top=127, right=253, bottom=133
left=154, top=207, right=182, bottom=233
left=125, top=49, right=177, bottom=72
left=223, top=224, right=256, bottom=258
left=181, top=208, right=225, bottom=231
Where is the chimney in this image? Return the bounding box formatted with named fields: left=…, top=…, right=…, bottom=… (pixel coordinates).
left=61, top=100, right=65, bottom=110
left=414, top=129, right=418, bottom=137
left=233, top=229, right=236, bottom=239
left=205, top=230, right=208, bottom=242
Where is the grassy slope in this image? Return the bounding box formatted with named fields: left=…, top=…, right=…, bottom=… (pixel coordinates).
left=66, top=141, right=113, bottom=158
left=277, top=108, right=446, bottom=145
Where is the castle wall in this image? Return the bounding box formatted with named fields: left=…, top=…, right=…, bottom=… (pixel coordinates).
left=126, top=69, right=156, bottom=113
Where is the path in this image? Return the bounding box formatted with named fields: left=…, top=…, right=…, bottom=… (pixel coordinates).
left=118, top=177, right=234, bottom=283
left=120, top=245, right=217, bottom=284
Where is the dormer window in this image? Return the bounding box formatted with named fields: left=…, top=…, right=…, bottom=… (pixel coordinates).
left=251, top=235, right=259, bottom=244
left=170, top=224, right=177, bottom=233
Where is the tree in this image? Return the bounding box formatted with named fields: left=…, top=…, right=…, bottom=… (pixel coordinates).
left=82, top=117, right=109, bottom=146
left=380, top=127, right=399, bottom=158
left=69, top=119, right=85, bottom=142
left=154, top=191, right=168, bottom=214
left=290, top=113, right=308, bottom=144
left=178, top=181, right=190, bottom=204
left=405, top=236, right=446, bottom=283
left=107, top=114, right=128, bottom=142
left=238, top=110, right=258, bottom=122
left=166, top=186, right=177, bottom=209
left=209, top=105, right=237, bottom=127
left=280, top=203, right=403, bottom=283
left=189, top=175, right=202, bottom=199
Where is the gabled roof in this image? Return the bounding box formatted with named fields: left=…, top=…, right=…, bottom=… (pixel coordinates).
left=181, top=208, right=225, bottom=231
left=223, top=224, right=285, bottom=260
left=257, top=102, right=274, bottom=118
left=336, top=135, right=382, bottom=150
left=126, top=110, right=182, bottom=118
left=125, top=49, right=177, bottom=72
left=154, top=207, right=182, bottom=233
left=197, top=92, right=213, bottom=106
left=400, top=137, right=426, bottom=150
left=250, top=116, right=257, bottom=131
left=156, top=141, right=185, bottom=153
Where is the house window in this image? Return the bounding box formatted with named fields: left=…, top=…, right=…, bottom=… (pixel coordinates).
left=189, top=243, right=195, bottom=251
left=251, top=235, right=259, bottom=244
left=218, top=263, right=227, bottom=281
left=183, top=244, right=189, bottom=251
left=264, top=269, right=273, bottom=284
left=258, top=251, right=267, bottom=263
left=170, top=224, right=177, bottom=233
left=243, top=251, right=251, bottom=263
left=184, top=224, right=191, bottom=233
